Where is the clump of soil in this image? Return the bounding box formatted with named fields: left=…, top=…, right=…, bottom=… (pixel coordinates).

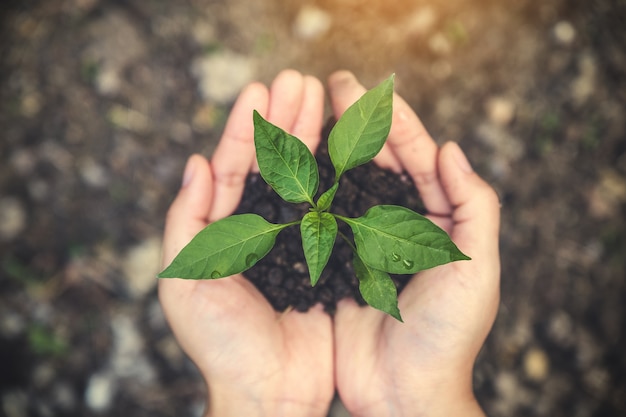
left=236, top=120, right=425, bottom=314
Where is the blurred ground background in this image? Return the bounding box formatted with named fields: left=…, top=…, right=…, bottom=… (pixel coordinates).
left=1, top=0, right=625, bottom=416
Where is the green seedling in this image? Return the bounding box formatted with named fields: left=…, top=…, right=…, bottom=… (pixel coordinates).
left=159, top=75, right=470, bottom=321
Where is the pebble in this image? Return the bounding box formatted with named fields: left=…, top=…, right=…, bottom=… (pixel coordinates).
left=78, top=157, right=110, bottom=188
left=523, top=347, right=550, bottom=381
left=0, top=309, right=25, bottom=338
left=0, top=197, right=27, bottom=241
left=1, top=390, right=28, bottom=417
left=554, top=20, right=576, bottom=45
left=10, top=148, right=37, bottom=175
left=485, top=96, right=516, bottom=126
left=191, top=50, right=256, bottom=104
left=493, top=371, right=530, bottom=413
left=404, top=6, right=437, bottom=36
left=84, top=371, right=115, bottom=412
left=95, top=66, right=122, bottom=96
left=571, top=53, right=596, bottom=106
left=52, top=381, right=77, bottom=411
left=293, top=5, right=332, bottom=40
left=122, top=237, right=161, bottom=299
left=428, top=32, right=452, bottom=55
left=32, top=362, right=56, bottom=388
left=156, top=336, right=186, bottom=369
left=547, top=310, right=575, bottom=347
left=110, top=313, right=156, bottom=382
left=108, top=104, right=150, bottom=133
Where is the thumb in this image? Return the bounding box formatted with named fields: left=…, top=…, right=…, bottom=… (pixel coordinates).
left=438, top=142, right=500, bottom=272
left=161, top=154, right=213, bottom=267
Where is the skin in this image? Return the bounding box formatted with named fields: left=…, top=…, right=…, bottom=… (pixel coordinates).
left=159, top=69, right=501, bottom=417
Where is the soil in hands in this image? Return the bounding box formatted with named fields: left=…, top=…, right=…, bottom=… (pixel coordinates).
left=236, top=120, right=425, bottom=314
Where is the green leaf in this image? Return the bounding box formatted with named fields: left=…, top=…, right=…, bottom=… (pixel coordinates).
left=301, top=212, right=337, bottom=286
left=328, top=74, right=394, bottom=180
left=253, top=110, right=319, bottom=204
left=316, top=182, right=339, bottom=212
left=158, top=214, right=291, bottom=279
left=340, top=205, right=470, bottom=274
left=353, top=252, right=402, bottom=321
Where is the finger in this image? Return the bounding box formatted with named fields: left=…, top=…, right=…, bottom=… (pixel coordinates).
left=327, top=71, right=398, bottom=170
left=209, top=82, right=269, bottom=222
left=267, top=69, right=305, bottom=131
left=291, top=75, right=324, bottom=154
left=386, top=93, right=451, bottom=216
left=250, top=69, right=306, bottom=172
left=438, top=142, right=501, bottom=275
left=161, top=154, right=213, bottom=267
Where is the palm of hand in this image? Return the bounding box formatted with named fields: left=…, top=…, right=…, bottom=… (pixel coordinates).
left=172, top=274, right=333, bottom=411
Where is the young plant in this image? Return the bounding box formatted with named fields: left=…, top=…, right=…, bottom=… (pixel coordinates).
left=158, top=75, right=470, bottom=321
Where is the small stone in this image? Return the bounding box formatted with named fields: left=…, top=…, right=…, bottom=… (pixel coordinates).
left=485, top=96, right=516, bottom=126
left=96, top=67, right=122, bottom=96
left=191, top=104, right=223, bottom=132
left=27, top=180, right=49, bottom=202
left=52, top=382, right=77, bottom=411
left=0, top=198, right=27, bottom=241
left=428, top=32, right=452, bottom=55
left=10, top=148, right=37, bottom=175
left=0, top=311, right=25, bottom=337
left=191, top=50, right=256, bottom=104
left=156, top=336, right=186, bottom=368
left=405, top=6, right=437, bottom=36
left=21, top=92, right=42, bottom=117
left=554, top=21, right=576, bottom=45
left=110, top=313, right=156, bottom=383
left=583, top=367, right=610, bottom=397
left=169, top=121, right=193, bottom=144
left=571, top=53, right=596, bottom=106
left=430, top=60, right=452, bottom=80
left=588, top=169, right=626, bottom=219
left=547, top=310, right=575, bottom=347
left=293, top=262, right=307, bottom=274
left=122, top=237, right=161, bottom=299
left=523, top=347, right=550, bottom=381
left=78, top=157, right=110, bottom=188
left=85, top=371, right=115, bottom=412
left=293, top=5, right=332, bottom=40
left=108, top=104, right=150, bottom=133
left=2, top=390, right=28, bottom=417
left=32, top=363, right=55, bottom=388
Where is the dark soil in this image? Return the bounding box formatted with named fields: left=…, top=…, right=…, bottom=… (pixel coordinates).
left=237, top=120, right=424, bottom=313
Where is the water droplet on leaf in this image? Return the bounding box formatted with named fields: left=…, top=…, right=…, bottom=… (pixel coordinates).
left=391, top=252, right=401, bottom=262
left=246, top=253, right=259, bottom=267
left=210, top=270, right=221, bottom=278
left=402, top=259, right=414, bottom=269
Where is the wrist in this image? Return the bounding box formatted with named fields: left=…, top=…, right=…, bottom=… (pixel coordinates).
left=349, top=373, right=485, bottom=417
left=204, top=383, right=331, bottom=417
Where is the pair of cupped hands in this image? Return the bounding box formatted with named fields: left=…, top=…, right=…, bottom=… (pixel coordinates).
left=159, top=70, right=500, bottom=417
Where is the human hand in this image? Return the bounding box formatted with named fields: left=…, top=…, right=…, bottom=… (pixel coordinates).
left=159, top=70, right=334, bottom=417
left=330, top=71, right=501, bottom=417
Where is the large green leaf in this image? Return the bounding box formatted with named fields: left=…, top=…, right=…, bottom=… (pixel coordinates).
left=328, top=74, right=394, bottom=180
left=301, top=212, right=337, bottom=286
left=340, top=205, right=470, bottom=274
left=353, top=252, right=402, bottom=321
left=253, top=111, right=318, bottom=204
left=158, top=214, right=291, bottom=279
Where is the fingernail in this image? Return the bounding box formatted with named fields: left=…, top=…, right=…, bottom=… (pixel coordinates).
left=452, top=142, right=473, bottom=174
left=182, top=156, right=195, bottom=188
